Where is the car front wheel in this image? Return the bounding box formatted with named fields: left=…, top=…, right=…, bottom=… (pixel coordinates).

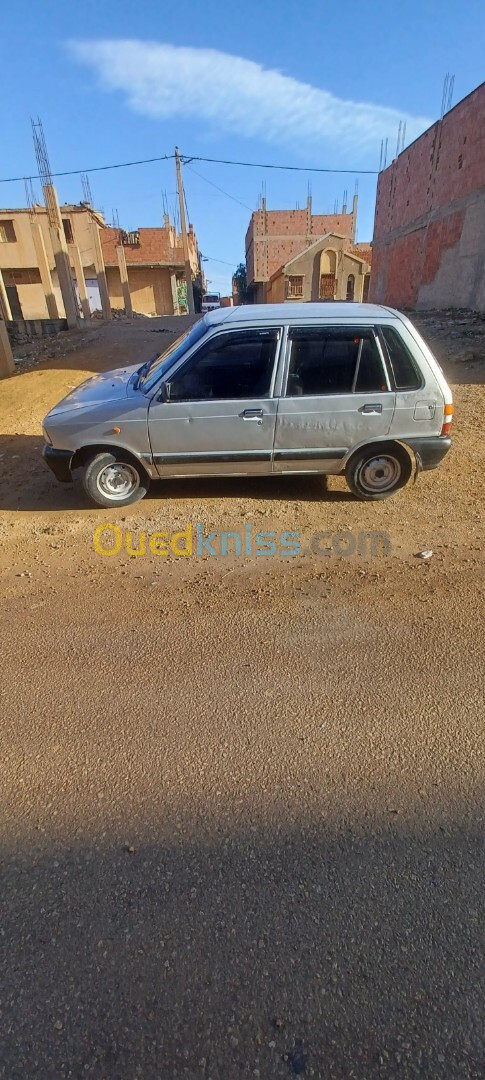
left=82, top=452, right=148, bottom=508
left=345, top=444, right=412, bottom=501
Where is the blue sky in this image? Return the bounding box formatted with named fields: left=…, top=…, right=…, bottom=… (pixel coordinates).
left=2, top=0, right=484, bottom=294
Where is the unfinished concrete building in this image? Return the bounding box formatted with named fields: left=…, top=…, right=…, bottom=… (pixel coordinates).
left=101, top=217, right=200, bottom=316
left=245, top=196, right=358, bottom=302
left=371, top=81, right=485, bottom=311
left=0, top=204, right=105, bottom=321
left=0, top=204, right=201, bottom=325
left=265, top=233, right=371, bottom=304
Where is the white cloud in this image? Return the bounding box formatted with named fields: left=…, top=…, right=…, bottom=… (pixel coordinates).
left=69, top=39, right=432, bottom=156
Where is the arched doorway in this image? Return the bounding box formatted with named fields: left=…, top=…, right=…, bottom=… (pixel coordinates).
left=319, top=249, right=337, bottom=299
left=363, top=273, right=371, bottom=302
left=346, top=274, right=355, bottom=301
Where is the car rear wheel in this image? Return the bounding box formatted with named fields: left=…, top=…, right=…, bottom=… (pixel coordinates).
left=82, top=452, right=148, bottom=508
left=345, top=444, right=412, bottom=501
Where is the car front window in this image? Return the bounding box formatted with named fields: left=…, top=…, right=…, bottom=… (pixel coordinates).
left=139, top=320, right=208, bottom=393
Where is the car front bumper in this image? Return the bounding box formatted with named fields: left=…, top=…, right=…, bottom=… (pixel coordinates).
left=405, top=436, right=452, bottom=471
left=42, top=444, right=73, bottom=483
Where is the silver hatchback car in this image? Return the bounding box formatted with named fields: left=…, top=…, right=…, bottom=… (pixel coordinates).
left=42, top=303, right=453, bottom=508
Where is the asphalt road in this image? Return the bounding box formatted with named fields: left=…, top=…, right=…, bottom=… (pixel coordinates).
left=0, top=313, right=484, bottom=1078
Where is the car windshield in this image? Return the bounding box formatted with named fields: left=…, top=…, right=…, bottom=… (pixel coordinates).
left=138, top=320, right=208, bottom=393
left=203, top=294, right=219, bottom=304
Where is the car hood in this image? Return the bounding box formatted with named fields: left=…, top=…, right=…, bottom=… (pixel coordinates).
left=47, top=364, right=140, bottom=415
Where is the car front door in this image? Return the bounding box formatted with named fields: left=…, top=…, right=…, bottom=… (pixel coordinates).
left=273, top=325, right=396, bottom=472
left=148, top=327, right=281, bottom=476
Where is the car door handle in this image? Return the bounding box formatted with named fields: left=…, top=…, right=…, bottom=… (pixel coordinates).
left=359, top=403, right=383, bottom=414
left=241, top=408, right=264, bottom=422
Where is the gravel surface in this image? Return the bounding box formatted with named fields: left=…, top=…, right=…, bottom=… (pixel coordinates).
left=0, top=311, right=483, bottom=1078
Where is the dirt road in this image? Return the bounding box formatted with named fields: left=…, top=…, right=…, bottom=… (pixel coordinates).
left=0, top=312, right=484, bottom=1078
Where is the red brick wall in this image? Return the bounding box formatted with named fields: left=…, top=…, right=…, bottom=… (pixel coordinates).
left=371, top=81, right=485, bottom=309
left=246, top=207, right=355, bottom=283
left=101, top=226, right=184, bottom=266
left=350, top=243, right=373, bottom=265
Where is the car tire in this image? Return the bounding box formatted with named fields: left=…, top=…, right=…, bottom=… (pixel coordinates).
left=82, top=452, right=148, bottom=508
left=345, top=444, right=412, bottom=501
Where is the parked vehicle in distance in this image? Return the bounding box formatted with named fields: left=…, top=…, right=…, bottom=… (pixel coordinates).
left=201, top=292, right=221, bottom=313
left=42, top=303, right=453, bottom=508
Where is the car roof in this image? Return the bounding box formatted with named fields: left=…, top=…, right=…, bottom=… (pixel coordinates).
left=204, top=302, right=399, bottom=327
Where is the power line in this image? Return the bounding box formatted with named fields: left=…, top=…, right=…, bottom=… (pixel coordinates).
left=201, top=254, right=238, bottom=267
left=185, top=164, right=253, bottom=211
left=0, top=153, right=175, bottom=184
left=183, top=154, right=379, bottom=176
left=0, top=150, right=379, bottom=186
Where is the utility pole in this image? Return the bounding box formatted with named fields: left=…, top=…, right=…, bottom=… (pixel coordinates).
left=175, top=147, right=195, bottom=315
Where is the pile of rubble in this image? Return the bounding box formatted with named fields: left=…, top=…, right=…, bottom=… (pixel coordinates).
left=91, top=308, right=152, bottom=321
left=411, top=309, right=485, bottom=368
left=12, top=326, right=101, bottom=373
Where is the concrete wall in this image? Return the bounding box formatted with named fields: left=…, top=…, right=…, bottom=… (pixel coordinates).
left=2, top=270, right=47, bottom=319
left=106, top=267, right=124, bottom=311
left=110, top=267, right=175, bottom=316
left=371, top=81, right=485, bottom=311
left=0, top=208, right=98, bottom=272
left=246, top=202, right=356, bottom=285
left=266, top=274, right=286, bottom=303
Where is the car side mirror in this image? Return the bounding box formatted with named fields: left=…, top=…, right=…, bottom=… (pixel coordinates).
left=159, top=381, right=171, bottom=403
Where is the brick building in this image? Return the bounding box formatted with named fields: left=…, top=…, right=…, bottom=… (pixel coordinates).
left=245, top=196, right=358, bottom=302
left=101, top=217, right=201, bottom=316
left=371, top=81, right=485, bottom=311
left=265, top=233, right=371, bottom=303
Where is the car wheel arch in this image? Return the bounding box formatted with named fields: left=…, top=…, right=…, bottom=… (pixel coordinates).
left=70, top=443, right=153, bottom=480
left=341, top=438, right=415, bottom=470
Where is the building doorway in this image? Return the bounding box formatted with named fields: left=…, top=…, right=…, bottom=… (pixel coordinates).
left=5, top=284, right=22, bottom=320
left=319, top=249, right=337, bottom=299
left=346, top=274, right=355, bottom=301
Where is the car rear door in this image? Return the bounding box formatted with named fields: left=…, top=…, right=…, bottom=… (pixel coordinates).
left=273, top=325, right=396, bottom=472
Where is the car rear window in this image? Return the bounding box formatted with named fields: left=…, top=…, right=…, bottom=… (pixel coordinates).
left=379, top=326, right=423, bottom=390
left=286, top=327, right=388, bottom=396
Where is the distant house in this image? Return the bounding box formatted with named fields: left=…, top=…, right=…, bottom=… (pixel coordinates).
left=101, top=216, right=201, bottom=316
left=265, top=233, right=371, bottom=304
left=245, top=196, right=358, bottom=303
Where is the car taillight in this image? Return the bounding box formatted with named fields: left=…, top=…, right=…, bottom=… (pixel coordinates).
left=441, top=403, right=453, bottom=436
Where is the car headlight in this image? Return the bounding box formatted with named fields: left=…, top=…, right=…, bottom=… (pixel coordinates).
left=42, top=425, right=52, bottom=446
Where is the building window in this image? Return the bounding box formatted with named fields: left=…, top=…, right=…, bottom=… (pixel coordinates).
left=286, top=275, right=303, bottom=298
left=319, top=273, right=336, bottom=299
left=0, top=219, right=16, bottom=243
left=121, top=230, right=140, bottom=247
left=62, top=218, right=74, bottom=244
